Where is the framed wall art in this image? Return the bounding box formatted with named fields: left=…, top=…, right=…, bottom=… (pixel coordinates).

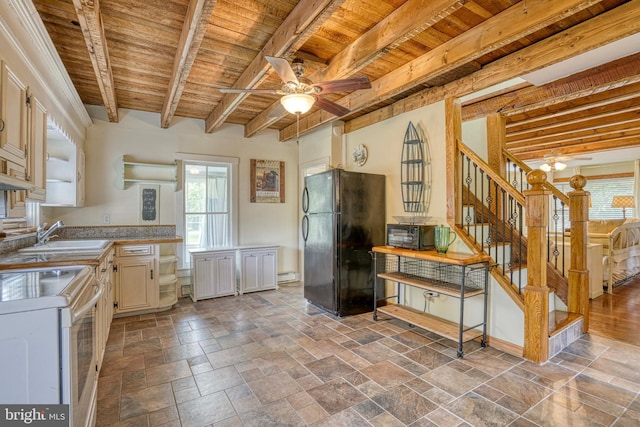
left=250, top=159, right=285, bottom=203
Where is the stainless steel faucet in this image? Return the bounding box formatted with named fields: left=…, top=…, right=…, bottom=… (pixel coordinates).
left=36, top=220, right=64, bottom=245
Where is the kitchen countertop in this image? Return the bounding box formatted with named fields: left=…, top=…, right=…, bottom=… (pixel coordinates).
left=0, top=236, right=183, bottom=270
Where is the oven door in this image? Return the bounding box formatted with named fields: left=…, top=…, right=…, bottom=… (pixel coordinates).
left=61, top=271, right=102, bottom=427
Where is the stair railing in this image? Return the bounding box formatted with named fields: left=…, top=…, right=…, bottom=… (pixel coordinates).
left=458, top=144, right=573, bottom=296
left=458, top=143, right=526, bottom=293
left=503, top=151, right=570, bottom=287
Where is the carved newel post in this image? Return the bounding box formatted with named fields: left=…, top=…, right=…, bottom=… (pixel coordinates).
left=523, top=170, right=550, bottom=363
left=568, top=175, right=590, bottom=332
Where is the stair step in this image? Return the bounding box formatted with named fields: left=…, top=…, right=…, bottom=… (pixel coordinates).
left=549, top=310, right=582, bottom=337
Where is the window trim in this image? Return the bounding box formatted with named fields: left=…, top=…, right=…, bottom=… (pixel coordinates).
left=175, top=153, right=238, bottom=269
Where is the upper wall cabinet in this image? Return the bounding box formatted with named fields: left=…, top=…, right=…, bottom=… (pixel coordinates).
left=0, top=62, right=28, bottom=169
left=26, top=96, right=47, bottom=201
left=44, top=135, right=84, bottom=207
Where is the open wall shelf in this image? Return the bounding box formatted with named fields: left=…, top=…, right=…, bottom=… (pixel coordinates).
left=121, top=156, right=177, bottom=189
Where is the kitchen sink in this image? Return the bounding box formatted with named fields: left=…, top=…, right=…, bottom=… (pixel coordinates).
left=18, top=239, right=110, bottom=254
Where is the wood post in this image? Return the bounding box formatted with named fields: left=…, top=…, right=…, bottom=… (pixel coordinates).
left=445, top=97, right=462, bottom=226
left=523, top=170, right=550, bottom=363
left=486, top=113, right=506, bottom=179
left=568, top=175, right=590, bottom=332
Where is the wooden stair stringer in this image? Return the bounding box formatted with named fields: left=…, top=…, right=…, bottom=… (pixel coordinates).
left=454, top=224, right=525, bottom=311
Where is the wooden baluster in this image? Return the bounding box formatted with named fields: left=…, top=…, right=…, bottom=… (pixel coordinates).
left=523, top=170, right=550, bottom=363
left=568, top=175, right=590, bottom=332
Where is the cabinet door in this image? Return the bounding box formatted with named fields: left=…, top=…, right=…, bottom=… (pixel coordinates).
left=260, top=251, right=277, bottom=290
left=26, top=96, right=46, bottom=201
left=192, top=256, right=214, bottom=300
left=0, top=62, right=27, bottom=167
left=240, top=253, right=260, bottom=294
left=115, top=256, right=156, bottom=313
left=192, top=253, right=235, bottom=301
left=216, top=255, right=236, bottom=296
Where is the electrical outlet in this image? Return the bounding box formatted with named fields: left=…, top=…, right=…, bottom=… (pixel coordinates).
left=423, top=291, right=439, bottom=298
left=103, top=214, right=110, bottom=224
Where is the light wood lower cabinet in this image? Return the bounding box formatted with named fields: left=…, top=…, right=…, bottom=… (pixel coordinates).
left=115, top=255, right=156, bottom=313
left=96, top=248, right=114, bottom=371
left=113, top=243, right=179, bottom=315
left=114, top=244, right=157, bottom=314
left=190, top=249, right=236, bottom=301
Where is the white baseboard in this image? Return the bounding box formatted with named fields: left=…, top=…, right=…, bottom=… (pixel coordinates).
left=278, top=271, right=298, bottom=283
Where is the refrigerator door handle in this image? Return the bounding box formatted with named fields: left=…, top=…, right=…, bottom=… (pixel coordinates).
left=302, top=187, right=309, bottom=213
left=302, top=215, right=309, bottom=246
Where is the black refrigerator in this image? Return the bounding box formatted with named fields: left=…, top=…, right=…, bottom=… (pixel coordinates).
left=302, top=169, right=385, bottom=316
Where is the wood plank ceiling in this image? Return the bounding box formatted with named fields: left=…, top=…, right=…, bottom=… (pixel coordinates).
left=33, top=0, right=640, bottom=162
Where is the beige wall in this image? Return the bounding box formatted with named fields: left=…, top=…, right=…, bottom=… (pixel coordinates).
left=297, top=102, right=524, bottom=347
left=44, top=107, right=300, bottom=276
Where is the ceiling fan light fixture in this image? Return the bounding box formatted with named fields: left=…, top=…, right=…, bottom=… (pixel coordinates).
left=554, top=161, right=567, bottom=171
left=539, top=161, right=567, bottom=172
left=280, top=93, right=315, bottom=115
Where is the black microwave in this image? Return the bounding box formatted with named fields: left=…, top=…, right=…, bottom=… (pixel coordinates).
left=387, top=224, right=435, bottom=250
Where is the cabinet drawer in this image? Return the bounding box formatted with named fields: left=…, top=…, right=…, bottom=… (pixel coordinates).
left=117, top=244, right=154, bottom=257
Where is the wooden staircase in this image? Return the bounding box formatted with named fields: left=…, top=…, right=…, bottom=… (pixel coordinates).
left=454, top=143, right=590, bottom=362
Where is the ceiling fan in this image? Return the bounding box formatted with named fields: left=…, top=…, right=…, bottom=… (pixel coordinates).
left=218, top=56, right=372, bottom=117
left=536, top=153, right=593, bottom=172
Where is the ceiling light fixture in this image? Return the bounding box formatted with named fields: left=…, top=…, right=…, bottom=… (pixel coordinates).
left=280, top=94, right=316, bottom=144
left=280, top=94, right=315, bottom=115
left=539, top=161, right=566, bottom=172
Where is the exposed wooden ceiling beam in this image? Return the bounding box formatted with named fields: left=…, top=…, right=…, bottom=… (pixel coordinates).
left=507, top=116, right=640, bottom=147
left=71, top=0, right=118, bottom=122
left=244, top=0, right=468, bottom=137
left=507, top=105, right=640, bottom=142
left=512, top=133, right=640, bottom=160
left=344, top=0, right=640, bottom=136
left=160, top=0, right=216, bottom=129
left=281, top=0, right=605, bottom=141
left=204, top=0, right=345, bottom=133
left=506, top=83, right=640, bottom=132
left=463, top=53, right=640, bottom=121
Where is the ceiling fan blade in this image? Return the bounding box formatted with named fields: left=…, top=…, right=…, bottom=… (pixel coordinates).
left=265, top=56, right=299, bottom=85
left=218, top=88, right=281, bottom=94
left=312, top=76, right=371, bottom=94
left=314, top=96, right=351, bottom=117
left=543, top=153, right=593, bottom=161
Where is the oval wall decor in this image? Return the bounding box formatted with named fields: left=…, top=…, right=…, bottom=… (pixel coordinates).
left=401, top=121, right=431, bottom=213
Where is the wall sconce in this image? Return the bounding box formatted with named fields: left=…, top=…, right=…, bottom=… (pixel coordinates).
left=611, top=195, right=634, bottom=219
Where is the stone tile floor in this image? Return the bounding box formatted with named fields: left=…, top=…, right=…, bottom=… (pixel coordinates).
left=97, top=283, right=640, bottom=426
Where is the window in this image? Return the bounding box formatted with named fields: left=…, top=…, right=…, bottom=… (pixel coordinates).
left=587, top=177, right=635, bottom=219
left=556, top=176, right=635, bottom=224
left=177, top=155, right=238, bottom=269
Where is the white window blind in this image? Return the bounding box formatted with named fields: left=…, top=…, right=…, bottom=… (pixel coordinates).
left=556, top=176, right=635, bottom=223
